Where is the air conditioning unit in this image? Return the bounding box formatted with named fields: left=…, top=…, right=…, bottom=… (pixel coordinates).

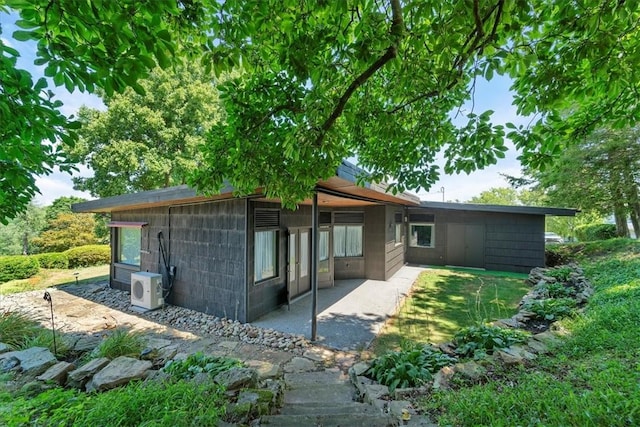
left=130, top=272, right=164, bottom=310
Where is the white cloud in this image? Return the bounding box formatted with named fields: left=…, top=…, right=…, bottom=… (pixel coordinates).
left=1, top=37, right=12, bottom=47
left=33, top=168, right=94, bottom=207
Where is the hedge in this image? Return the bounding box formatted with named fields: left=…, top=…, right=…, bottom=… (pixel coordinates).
left=63, top=245, right=111, bottom=268
left=0, top=256, right=40, bottom=283
left=575, top=223, right=617, bottom=241
left=34, top=252, right=69, bottom=269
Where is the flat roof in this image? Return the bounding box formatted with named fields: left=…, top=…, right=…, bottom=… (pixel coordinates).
left=72, top=160, right=420, bottom=213
left=415, top=201, right=579, bottom=216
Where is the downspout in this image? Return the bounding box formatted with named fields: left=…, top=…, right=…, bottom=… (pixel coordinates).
left=311, top=190, right=319, bottom=341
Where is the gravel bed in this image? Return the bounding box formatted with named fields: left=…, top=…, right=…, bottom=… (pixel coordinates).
left=2, top=282, right=311, bottom=354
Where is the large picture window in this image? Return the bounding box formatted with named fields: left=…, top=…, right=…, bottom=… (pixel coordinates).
left=117, top=227, right=141, bottom=266
left=410, top=223, right=435, bottom=248
left=334, top=225, right=363, bottom=257
left=255, top=230, right=278, bottom=282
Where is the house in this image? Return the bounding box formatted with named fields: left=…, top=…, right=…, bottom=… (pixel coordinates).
left=72, top=161, right=577, bottom=323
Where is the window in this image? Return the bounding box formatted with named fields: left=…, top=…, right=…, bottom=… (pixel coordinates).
left=255, top=230, right=277, bottom=281
left=394, top=212, right=403, bottom=244
left=319, top=230, right=330, bottom=273
left=117, top=227, right=141, bottom=266
left=410, top=223, right=435, bottom=248
left=334, top=225, right=363, bottom=257
left=254, top=209, right=280, bottom=283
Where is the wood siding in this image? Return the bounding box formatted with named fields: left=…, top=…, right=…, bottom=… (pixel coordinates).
left=111, top=199, right=248, bottom=321
left=405, top=208, right=545, bottom=273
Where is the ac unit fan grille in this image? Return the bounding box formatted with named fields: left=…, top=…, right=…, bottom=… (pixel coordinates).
left=133, top=280, right=145, bottom=300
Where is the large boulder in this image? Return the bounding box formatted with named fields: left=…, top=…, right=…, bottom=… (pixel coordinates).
left=214, top=367, right=258, bottom=391
left=0, top=347, right=57, bottom=376
left=36, top=361, right=75, bottom=385
left=86, top=356, right=152, bottom=392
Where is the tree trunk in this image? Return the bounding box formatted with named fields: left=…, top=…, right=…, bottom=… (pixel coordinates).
left=629, top=206, right=640, bottom=239
left=613, top=202, right=629, bottom=237
left=22, top=232, right=29, bottom=255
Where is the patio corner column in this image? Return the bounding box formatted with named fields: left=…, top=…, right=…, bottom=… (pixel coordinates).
left=311, top=190, right=319, bottom=341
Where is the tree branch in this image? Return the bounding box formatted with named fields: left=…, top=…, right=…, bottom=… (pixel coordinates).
left=313, top=0, right=404, bottom=147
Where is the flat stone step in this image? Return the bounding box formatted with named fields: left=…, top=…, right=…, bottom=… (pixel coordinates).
left=259, top=413, right=398, bottom=427
left=279, top=401, right=379, bottom=416
left=283, top=383, right=355, bottom=405
left=284, top=370, right=350, bottom=387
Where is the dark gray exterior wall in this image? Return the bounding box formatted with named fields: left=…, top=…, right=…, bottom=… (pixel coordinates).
left=111, top=199, right=248, bottom=321
left=405, top=208, right=545, bottom=274
left=385, top=205, right=406, bottom=280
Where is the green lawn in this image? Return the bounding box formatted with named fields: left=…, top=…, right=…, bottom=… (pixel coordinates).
left=421, top=239, right=640, bottom=426
left=0, top=265, right=110, bottom=295
left=373, top=267, right=530, bottom=354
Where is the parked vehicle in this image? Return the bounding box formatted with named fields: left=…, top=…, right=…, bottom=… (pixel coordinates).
left=545, top=232, right=564, bottom=244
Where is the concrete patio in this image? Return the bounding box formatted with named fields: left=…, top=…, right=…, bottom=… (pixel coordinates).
left=252, top=265, right=426, bottom=350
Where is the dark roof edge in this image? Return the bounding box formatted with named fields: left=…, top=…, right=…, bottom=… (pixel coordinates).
left=416, top=201, right=579, bottom=216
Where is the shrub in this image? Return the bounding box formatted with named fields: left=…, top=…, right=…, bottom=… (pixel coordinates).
left=366, top=342, right=456, bottom=391
left=545, top=247, right=569, bottom=267
left=64, top=245, right=110, bottom=268
left=0, top=256, right=40, bottom=283
left=93, top=329, right=145, bottom=359
left=524, top=298, right=577, bottom=321
left=545, top=266, right=573, bottom=282
left=535, top=282, right=575, bottom=299
left=0, top=311, right=41, bottom=349
left=163, top=352, right=244, bottom=380
left=453, top=324, right=530, bottom=359
left=20, top=330, right=70, bottom=359
left=575, top=223, right=617, bottom=241
left=34, top=252, right=69, bottom=269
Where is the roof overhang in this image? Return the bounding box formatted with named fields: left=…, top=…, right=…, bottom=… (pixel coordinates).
left=72, top=161, right=420, bottom=213
left=415, top=201, right=579, bottom=216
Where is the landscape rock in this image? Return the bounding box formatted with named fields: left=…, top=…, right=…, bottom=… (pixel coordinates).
left=283, top=356, right=315, bottom=373
left=67, top=357, right=110, bottom=389
left=72, top=335, right=103, bottom=352
left=454, top=361, right=487, bottom=380
left=86, top=356, right=152, bottom=392
left=36, top=361, right=75, bottom=385
left=432, top=366, right=455, bottom=390
left=245, top=359, right=280, bottom=380
left=0, top=347, right=57, bottom=376
left=0, top=356, right=20, bottom=373
left=214, top=367, right=258, bottom=391
left=0, top=343, right=11, bottom=354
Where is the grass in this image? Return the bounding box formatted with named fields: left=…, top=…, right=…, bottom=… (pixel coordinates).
left=372, top=267, right=529, bottom=353
left=0, top=264, right=109, bottom=295
left=93, top=328, right=145, bottom=360
left=421, top=239, right=640, bottom=426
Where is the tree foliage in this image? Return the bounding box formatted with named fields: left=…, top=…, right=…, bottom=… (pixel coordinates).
left=3, top=0, right=640, bottom=215
left=468, top=188, right=520, bottom=206
left=0, top=202, right=45, bottom=255
left=69, top=65, right=223, bottom=197
left=31, top=212, right=98, bottom=253
left=0, top=0, right=210, bottom=224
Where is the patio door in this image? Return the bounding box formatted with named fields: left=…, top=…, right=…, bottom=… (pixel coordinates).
left=288, top=228, right=311, bottom=301
left=318, top=227, right=334, bottom=288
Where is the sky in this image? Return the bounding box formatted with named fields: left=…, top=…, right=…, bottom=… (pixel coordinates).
left=2, top=12, right=526, bottom=207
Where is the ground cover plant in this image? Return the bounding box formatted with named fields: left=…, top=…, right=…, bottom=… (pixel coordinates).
left=373, top=268, right=529, bottom=353
left=421, top=239, right=640, bottom=426
left=452, top=324, right=530, bottom=359
left=0, top=379, right=226, bottom=426
left=163, top=352, right=244, bottom=380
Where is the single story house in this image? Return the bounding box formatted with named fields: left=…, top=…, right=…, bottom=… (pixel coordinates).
left=73, top=161, right=577, bottom=323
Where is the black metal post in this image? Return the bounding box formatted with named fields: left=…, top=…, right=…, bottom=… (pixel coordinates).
left=43, top=291, right=57, bottom=355
left=311, top=191, right=319, bottom=341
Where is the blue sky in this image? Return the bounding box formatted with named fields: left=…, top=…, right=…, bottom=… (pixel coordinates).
left=1, top=12, right=525, bottom=206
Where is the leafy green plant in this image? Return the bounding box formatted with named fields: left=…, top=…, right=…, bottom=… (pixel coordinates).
left=524, top=298, right=577, bottom=321
left=0, top=311, right=41, bottom=349
left=535, top=282, right=575, bottom=299
left=366, top=342, right=456, bottom=392
left=575, top=223, right=617, bottom=241
left=63, top=245, right=110, bottom=268
left=453, top=324, right=530, bottom=359
left=93, top=329, right=145, bottom=359
left=545, top=267, right=573, bottom=282
left=0, top=256, right=40, bottom=283
left=163, top=352, right=244, bottom=380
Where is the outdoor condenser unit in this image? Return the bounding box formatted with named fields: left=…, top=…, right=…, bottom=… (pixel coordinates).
left=130, top=272, right=163, bottom=310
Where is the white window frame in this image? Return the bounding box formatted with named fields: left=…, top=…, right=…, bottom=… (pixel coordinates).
left=395, top=223, right=403, bottom=245
left=333, top=225, right=364, bottom=257
left=117, top=227, right=141, bottom=266
left=409, top=223, right=435, bottom=248
left=254, top=229, right=278, bottom=283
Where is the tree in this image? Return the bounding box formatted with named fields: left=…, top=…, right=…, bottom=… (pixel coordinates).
left=69, top=65, right=223, bottom=197
left=4, top=1, right=640, bottom=215
left=31, top=213, right=98, bottom=253
left=468, top=188, right=520, bottom=206
left=44, top=196, right=87, bottom=223
left=0, top=202, right=45, bottom=255
left=0, top=1, right=210, bottom=223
